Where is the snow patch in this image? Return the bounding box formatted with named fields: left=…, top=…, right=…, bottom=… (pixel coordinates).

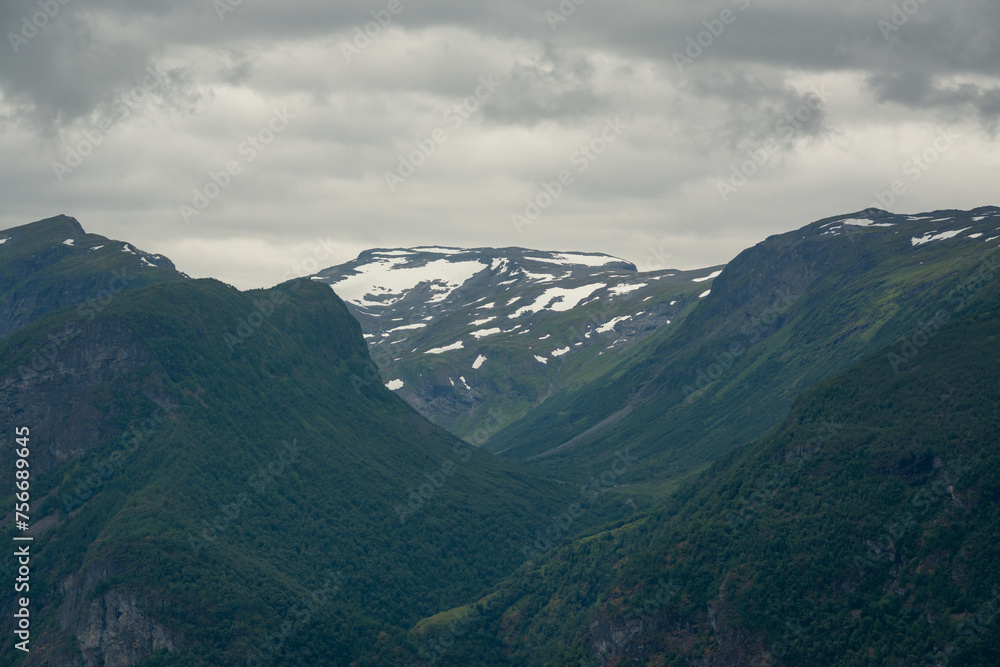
left=425, top=341, right=464, bottom=354
left=63, top=238, right=75, bottom=246
left=968, top=233, right=984, bottom=239
left=608, top=283, right=647, bottom=296
left=551, top=347, right=570, bottom=357
left=533, top=252, right=622, bottom=267
left=534, top=355, right=548, bottom=364
left=692, top=270, right=722, bottom=283
left=470, top=327, right=502, bottom=339
left=509, top=283, right=607, bottom=318
left=472, top=355, right=487, bottom=370
left=329, top=257, right=488, bottom=306
left=0, top=238, right=9, bottom=245
left=477, top=302, right=495, bottom=309
left=387, top=323, right=427, bottom=333
left=459, top=376, right=471, bottom=390
left=841, top=218, right=894, bottom=227
left=413, top=246, right=464, bottom=254
left=699, top=289, right=711, bottom=298
left=911, top=228, right=971, bottom=246
left=597, top=315, right=631, bottom=333
left=469, top=316, right=496, bottom=326
left=385, top=379, right=404, bottom=390
left=538, top=334, right=551, bottom=340
left=521, top=270, right=556, bottom=282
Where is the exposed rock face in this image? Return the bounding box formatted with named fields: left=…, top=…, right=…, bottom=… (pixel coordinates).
left=0, top=319, right=161, bottom=476
left=22, top=562, right=184, bottom=667
left=584, top=585, right=769, bottom=667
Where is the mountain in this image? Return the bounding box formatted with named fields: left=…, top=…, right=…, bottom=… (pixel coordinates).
left=414, top=275, right=1000, bottom=666
left=0, top=218, right=588, bottom=666
left=311, top=247, right=723, bottom=442
left=0, top=214, right=184, bottom=339
left=482, top=207, right=1000, bottom=488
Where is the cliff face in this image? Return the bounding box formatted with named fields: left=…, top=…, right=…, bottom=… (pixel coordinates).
left=0, top=318, right=167, bottom=477
left=24, top=562, right=185, bottom=667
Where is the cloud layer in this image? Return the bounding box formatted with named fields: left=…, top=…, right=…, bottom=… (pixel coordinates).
left=2, top=0, right=998, bottom=287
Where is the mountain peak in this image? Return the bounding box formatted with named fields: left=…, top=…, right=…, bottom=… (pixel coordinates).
left=315, top=246, right=640, bottom=309
left=2, top=213, right=85, bottom=244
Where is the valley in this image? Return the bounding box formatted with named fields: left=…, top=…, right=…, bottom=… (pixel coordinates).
left=1, top=207, right=999, bottom=665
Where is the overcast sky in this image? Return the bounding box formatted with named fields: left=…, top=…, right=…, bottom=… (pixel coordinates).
left=2, top=0, right=998, bottom=288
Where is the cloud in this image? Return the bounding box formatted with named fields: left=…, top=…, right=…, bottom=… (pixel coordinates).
left=0, top=0, right=997, bottom=289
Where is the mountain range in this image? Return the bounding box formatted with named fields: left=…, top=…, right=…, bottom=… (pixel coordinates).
left=1, top=207, right=999, bottom=665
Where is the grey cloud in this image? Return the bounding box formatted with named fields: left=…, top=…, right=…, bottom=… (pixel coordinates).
left=686, top=69, right=831, bottom=156
left=482, top=55, right=607, bottom=125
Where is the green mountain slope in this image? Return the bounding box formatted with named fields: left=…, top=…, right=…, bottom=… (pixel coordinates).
left=0, top=214, right=184, bottom=339
left=428, top=287, right=1000, bottom=665
left=486, top=207, right=1000, bottom=491
left=0, top=219, right=582, bottom=666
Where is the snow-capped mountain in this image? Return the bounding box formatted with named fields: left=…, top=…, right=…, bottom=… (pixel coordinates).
left=311, top=247, right=723, bottom=440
